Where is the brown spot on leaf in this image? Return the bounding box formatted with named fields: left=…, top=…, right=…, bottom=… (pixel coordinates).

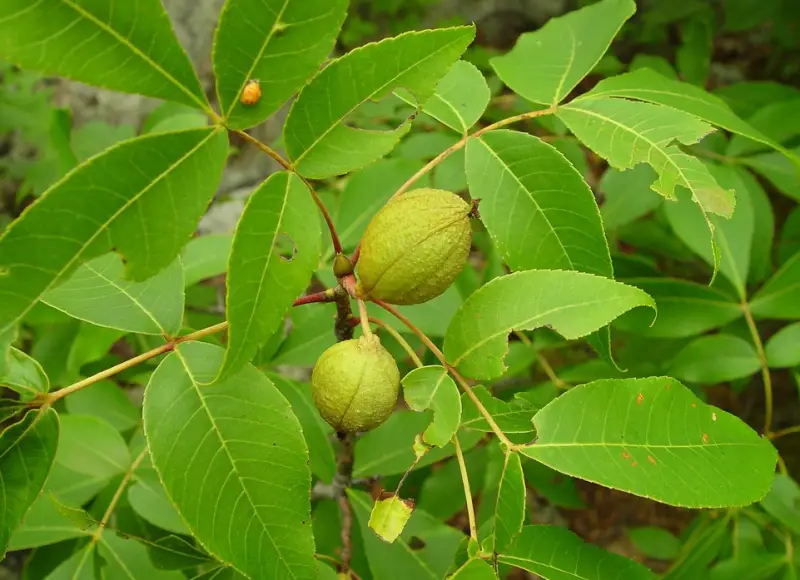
left=648, top=456, right=656, bottom=465
left=622, top=451, right=630, bottom=460
left=691, top=403, right=696, bottom=408
left=702, top=433, right=709, bottom=444
left=637, top=393, right=644, bottom=405
left=631, top=461, right=638, bottom=467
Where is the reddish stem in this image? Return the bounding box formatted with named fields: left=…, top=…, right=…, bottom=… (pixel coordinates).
left=292, top=290, right=336, bottom=307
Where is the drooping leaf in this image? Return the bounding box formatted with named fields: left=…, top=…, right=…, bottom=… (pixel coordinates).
left=498, top=525, right=655, bottom=579
left=557, top=98, right=735, bottom=274
left=181, top=234, right=232, bottom=287
left=349, top=489, right=464, bottom=580
left=584, top=68, right=782, bottom=154
left=143, top=341, right=315, bottom=580
left=491, top=0, right=636, bottom=106
left=369, top=494, right=415, bottom=543
left=628, top=527, right=681, bottom=561
left=750, top=251, right=800, bottom=319
left=213, top=0, right=347, bottom=129
left=0, top=408, right=59, bottom=557
left=0, top=128, right=228, bottom=339
left=402, top=365, right=462, bottom=447
left=267, top=373, right=336, bottom=483
left=615, top=278, right=741, bottom=338
left=397, top=60, right=490, bottom=134
left=284, top=26, right=475, bottom=178
left=218, top=171, right=321, bottom=381
left=664, top=163, right=754, bottom=299
left=520, top=377, right=777, bottom=507
left=0, top=347, right=49, bottom=401
left=64, top=380, right=139, bottom=432
left=0, top=0, right=208, bottom=110
left=443, top=270, right=655, bottom=380
left=43, top=253, right=185, bottom=335
left=670, top=334, right=761, bottom=384
left=466, top=130, right=612, bottom=277
left=492, top=452, right=525, bottom=554
left=460, top=386, right=536, bottom=434
left=765, top=322, right=800, bottom=368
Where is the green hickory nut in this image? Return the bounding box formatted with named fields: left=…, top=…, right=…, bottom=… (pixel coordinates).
left=356, top=188, right=472, bottom=305
left=311, top=335, right=400, bottom=433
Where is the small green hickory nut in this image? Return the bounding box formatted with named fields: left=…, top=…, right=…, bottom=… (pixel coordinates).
left=356, top=188, right=472, bottom=305
left=311, top=335, right=400, bottom=433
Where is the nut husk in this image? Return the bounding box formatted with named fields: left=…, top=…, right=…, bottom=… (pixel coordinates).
left=311, top=335, right=400, bottom=433
left=356, top=188, right=471, bottom=305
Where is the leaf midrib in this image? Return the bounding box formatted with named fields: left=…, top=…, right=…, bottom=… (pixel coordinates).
left=174, top=347, right=298, bottom=580
left=291, top=29, right=471, bottom=166
left=60, top=0, right=207, bottom=111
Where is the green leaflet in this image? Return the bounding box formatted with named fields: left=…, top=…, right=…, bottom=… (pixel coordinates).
left=0, top=128, right=227, bottom=340
left=213, top=0, right=347, bottom=129
left=0, top=408, right=60, bottom=558
left=0, top=0, right=208, bottom=110
left=443, top=270, right=655, bottom=380
left=217, top=171, right=321, bottom=381
left=284, top=26, right=475, bottom=178
left=491, top=0, right=636, bottom=106
left=520, top=377, right=777, bottom=507
left=143, top=341, right=315, bottom=580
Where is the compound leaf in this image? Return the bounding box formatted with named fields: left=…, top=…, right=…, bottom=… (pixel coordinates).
left=0, top=0, right=208, bottom=110
left=213, top=0, right=347, bottom=129
left=443, top=270, right=655, bottom=380
left=0, top=128, right=228, bottom=341
left=218, top=171, right=321, bottom=382
left=284, top=26, right=475, bottom=178
left=143, top=341, right=315, bottom=580
left=491, top=0, right=636, bottom=106
left=520, top=377, right=777, bottom=507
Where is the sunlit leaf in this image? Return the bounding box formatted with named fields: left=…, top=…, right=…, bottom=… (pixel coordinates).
left=369, top=494, right=414, bottom=543
left=43, top=253, right=185, bottom=335
left=213, top=0, right=347, bottom=129
left=402, top=365, right=461, bottom=447
left=443, top=270, right=655, bottom=380
left=450, top=559, right=498, bottom=579
left=0, top=0, right=208, bottom=110
left=491, top=0, right=636, bottom=106
left=0, top=408, right=59, bottom=557
left=284, top=26, right=475, bottom=178
left=397, top=60, right=490, bottom=133
left=218, top=171, right=321, bottom=381
left=0, top=128, right=228, bottom=340
left=520, top=377, right=777, bottom=507
left=143, top=341, right=315, bottom=580
left=498, top=525, right=655, bottom=579
left=492, top=452, right=525, bottom=554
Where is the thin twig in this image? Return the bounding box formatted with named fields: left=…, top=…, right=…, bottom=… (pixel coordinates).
left=368, top=317, right=423, bottom=367
left=351, top=106, right=556, bottom=264
left=453, top=435, right=478, bottom=541
left=742, top=302, right=773, bottom=434
left=334, top=432, right=356, bottom=574
left=513, top=330, right=569, bottom=389
left=372, top=299, right=515, bottom=449
left=294, top=289, right=337, bottom=306
left=93, top=448, right=148, bottom=539
left=769, top=425, right=800, bottom=441
left=235, top=129, right=343, bottom=253
left=357, top=299, right=373, bottom=338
